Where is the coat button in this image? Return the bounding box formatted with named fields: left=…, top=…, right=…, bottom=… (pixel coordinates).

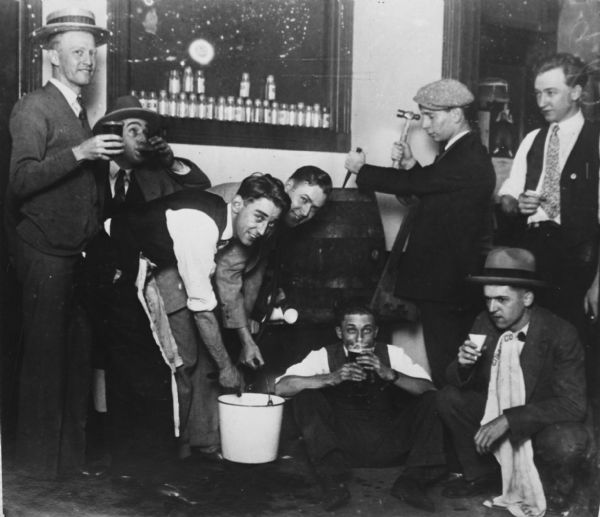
left=570, top=173, right=577, bottom=180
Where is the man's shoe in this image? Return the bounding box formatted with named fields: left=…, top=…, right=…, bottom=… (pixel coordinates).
left=321, top=480, right=351, bottom=512
left=441, top=475, right=498, bottom=498
left=390, top=475, right=435, bottom=513
left=193, top=449, right=224, bottom=463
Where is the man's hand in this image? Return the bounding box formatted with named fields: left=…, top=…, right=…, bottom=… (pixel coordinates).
left=457, top=340, right=483, bottom=368
left=474, top=415, right=509, bottom=454
left=355, top=352, right=395, bottom=381
left=391, top=141, right=417, bottom=169
left=248, top=319, right=261, bottom=334
left=344, top=149, right=366, bottom=174
left=73, top=134, right=123, bottom=161
left=584, top=270, right=599, bottom=321
left=517, top=190, right=542, bottom=216
left=148, top=135, right=175, bottom=168
left=219, top=363, right=245, bottom=391
left=238, top=342, right=265, bottom=369
left=330, top=363, right=366, bottom=385
left=499, top=194, right=519, bottom=215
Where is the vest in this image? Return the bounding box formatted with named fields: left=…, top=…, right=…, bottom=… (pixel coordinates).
left=525, top=121, right=600, bottom=248
left=111, top=188, right=228, bottom=278
left=323, top=342, right=401, bottom=412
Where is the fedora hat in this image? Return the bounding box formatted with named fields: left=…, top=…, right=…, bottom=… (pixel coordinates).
left=30, top=7, right=111, bottom=47
left=468, top=247, right=547, bottom=288
left=93, top=96, right=161, bottom=136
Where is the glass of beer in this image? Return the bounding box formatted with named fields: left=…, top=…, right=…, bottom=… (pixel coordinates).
left=100, top=120, right=124, bottom=136
left=347, top=344, right=376, bottom=383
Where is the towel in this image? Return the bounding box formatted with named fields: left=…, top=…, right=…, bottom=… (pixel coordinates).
left=481, top=331, right=546, bottom=517
left=136, top=256, right=182, bottom=437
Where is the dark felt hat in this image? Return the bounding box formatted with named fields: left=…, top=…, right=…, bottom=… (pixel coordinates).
left=30, top=8, right=110, bottom=47
left=93, top=95, right=161, bottom=136
left=468, top=247, right=548, bottom=288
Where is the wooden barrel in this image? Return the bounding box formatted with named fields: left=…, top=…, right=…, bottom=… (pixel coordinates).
left=278, top=188, right=386, bottom=323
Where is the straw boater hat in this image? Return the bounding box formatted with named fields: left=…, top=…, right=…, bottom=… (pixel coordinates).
left=468, top=247, right=547, bottom=288
left=30, top=7, right=111, bottom=48
left=92, top=95, right=161, bottom=136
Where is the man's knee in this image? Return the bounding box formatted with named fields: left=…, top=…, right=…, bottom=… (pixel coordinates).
left=436, top=385, right=465, bottom=421
left=534, top=422, right=590, bottom=466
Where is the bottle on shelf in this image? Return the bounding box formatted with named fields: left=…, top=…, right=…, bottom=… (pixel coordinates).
left=312, top=103, right=321, bottom=128
left=157, top=90, right=168, bottom=116
left=129, top=90, right=138, bottom=98
left=183, top=65, right=194, bottom=93
left=253, top=99, right=263, bottom=124
left=288, top=103, right=297, bottom=126
left=195, top=70, right=205, bottom=95
left=239, top=72, right=251, bottom=99
left=264, top=74, right=276, bottom=101
left=244, top=98, right=253, bottom=122
left=278, top=103, right=289, bottom=125
left=296, top=102, right=305, bottom=126
left=147, top=91, right=158, bottom=112
left=138, top=90, right=148, bottom=109
left=216, top=96, right=226, bottom=121
left=197, top=94, right=206, bottom=119
left=206, top=97, right=215, bottom=120
left=168, top=94, right=178, bottom=117
left=188, top=93, right=198, bottom=118
left=322, top=106, right=330, bottom=129
left=234, top=97, right=244, bottom=122
left=270, top=101, right=279, bottom=125
left=263, top=100, right=271, bottom=124
left=225, top=96, right=235, bottom=121
left=305, top=105, right=313, bottom=128
left=168, top=69, right=181, bottom=96
left=176, top=92, right=188, bottom=118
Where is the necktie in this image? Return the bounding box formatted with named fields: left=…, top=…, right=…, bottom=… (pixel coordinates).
left=540, top=124, right=560, bottom=219
left=76, top=95, right=87, bottom=127
left=114, top=169, right=127, bottom=205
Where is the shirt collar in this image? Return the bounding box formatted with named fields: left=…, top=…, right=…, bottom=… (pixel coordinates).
left=445, top=130, right=470, bottom=151
left=222, top=203, right=234, bottom=241
left=109, top=162, right=132, bottom=180
left=555, top=109, right=584, bottom=134
left=49, top=78, right=80, bottom=115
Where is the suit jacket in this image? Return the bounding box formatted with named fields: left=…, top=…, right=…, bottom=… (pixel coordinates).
left=208, top=182, right=273, bottom=329
left=446, top=305, right=587, bottom=443
left=357, top=132, right=496, bottom=303
left=8, top=81, right=99, bottom=255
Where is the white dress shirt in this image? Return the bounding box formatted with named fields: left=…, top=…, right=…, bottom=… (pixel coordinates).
left=276, top=344, right=431, bottom=383
left=165, top=206, right=233, bottom=312
left=498, top=110, right=600, bottom=224
left=49, top=78, right=83, bottom=118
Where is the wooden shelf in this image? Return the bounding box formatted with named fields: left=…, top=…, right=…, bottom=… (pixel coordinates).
left=161, top=116, right=350, bottom=152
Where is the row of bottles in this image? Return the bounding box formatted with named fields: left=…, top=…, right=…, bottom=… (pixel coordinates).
left=168, top=66, right=278, bottom=101
left=133, top=90, right=331, bottom=129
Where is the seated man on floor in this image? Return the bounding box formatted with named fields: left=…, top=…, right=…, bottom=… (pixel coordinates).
left=275, top=303, right=446, bottom=512
left=438, top=247, right=590, bottom=515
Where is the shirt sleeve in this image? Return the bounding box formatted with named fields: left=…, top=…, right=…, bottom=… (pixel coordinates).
left=170, top=159, right=191, bottom=176
left=275, top=348, right=330, bottom=383
left=497, top=129, right=539, bottom=198
left=165, top=208, right=219, bottom=312
left=387, top=345, right=431, bottom=380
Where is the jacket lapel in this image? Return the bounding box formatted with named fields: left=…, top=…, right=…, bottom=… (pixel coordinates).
left=435, top=131, right=474, bottom=163
left=518, top=306, right=548, bottom=401
left=133, top=167, right=162, bottom=201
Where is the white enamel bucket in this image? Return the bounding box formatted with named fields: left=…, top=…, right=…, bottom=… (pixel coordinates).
left=218, top=393, right=285, bottom=464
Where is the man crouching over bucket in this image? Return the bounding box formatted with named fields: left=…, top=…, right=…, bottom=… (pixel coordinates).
left=275, top=303, right=447, bottom=512
left=108, top=174, right=290, bottom=463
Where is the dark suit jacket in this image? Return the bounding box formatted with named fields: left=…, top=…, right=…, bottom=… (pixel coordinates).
left=356, top=132, right=495, bottom=303
left=446, top=305, right=587, bottom=443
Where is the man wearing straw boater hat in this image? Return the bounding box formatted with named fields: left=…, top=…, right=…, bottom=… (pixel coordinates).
left=437, top=247, right=589, bottom=514
left=7, top=7, right=119, bottom=479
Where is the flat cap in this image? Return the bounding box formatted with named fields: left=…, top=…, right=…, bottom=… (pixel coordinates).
left=413, top=79, right=474, bottom=110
